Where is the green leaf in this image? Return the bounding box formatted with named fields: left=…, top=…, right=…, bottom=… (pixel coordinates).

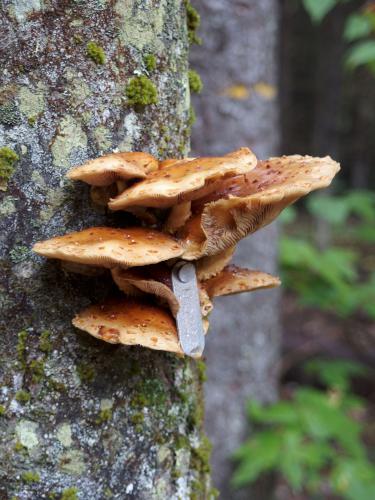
left=248, top=400, right=299, bottom=425
left=331, top=458, right=375, bottom=500
left=302, top=0, right=341, bottom=23
left=344, top=14, right=373, bottom=41
left=305, top=359, right=367, bottom=392
left=346, top=40, right=375, bottom=69
left=278, top=206, right=297, bottom=224
left=232, top=431, right=282, bottom=487
left=307, top=195, right=350, bottom=225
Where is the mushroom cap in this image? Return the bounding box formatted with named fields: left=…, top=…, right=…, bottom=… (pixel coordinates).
left=108, top=147, right=257, bottom=210
left=196, top=246, right=236, bottom=281
left=180, top=155, right=340, bottom=259
left=72, top=297, right=183, bottom=354
left=164, top=201, right=192, bottom=234
left=111, top=265, right=180, bottom=317
left=202, top=266, right=281, bottom=298
left=111, top=264, right=212, bottom=318
left=67, top=152, right=158, bottom=186
left=33, top=227, right=184, bottom=268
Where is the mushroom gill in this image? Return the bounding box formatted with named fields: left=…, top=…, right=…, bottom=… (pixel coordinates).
left=180, top=155, right=340, bottom=259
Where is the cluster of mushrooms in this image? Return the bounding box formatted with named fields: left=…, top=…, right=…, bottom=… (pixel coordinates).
left=33, top=148, right=340, bottom=357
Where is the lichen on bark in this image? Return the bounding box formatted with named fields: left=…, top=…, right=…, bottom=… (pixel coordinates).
left=0, top=1, right=210, bottom=498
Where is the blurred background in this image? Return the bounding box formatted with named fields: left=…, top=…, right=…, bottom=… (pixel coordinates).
left=190, top=0, right=375, bottom=498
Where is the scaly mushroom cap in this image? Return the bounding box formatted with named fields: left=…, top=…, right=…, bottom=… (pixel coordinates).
left=108, top=147, right=257, bottom=210
left=67, top=152, right=158, bottom=186
left=111, top=265, right=180, bottom=317
left=180, top=155, right=340, bottom=259
left=33, top=227, right=184, bottom=268
left=202, top=266, right=281, bottom=298
left=72, top=298, right=183, bottom=354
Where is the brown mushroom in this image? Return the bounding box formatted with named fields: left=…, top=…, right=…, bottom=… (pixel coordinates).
left=180, top=155, right=340, bottom=259
left=33, top=227, right=184, bottom=268
left=202, top=266, right=281, bottom=298
left=72, top=297, right=184, bottom=354
left=66, top=152, right=158, bottom=186
left=111, top=264, right=213, bottom=318
left=108, top=147, right=257, bottom=210
left=164, top=201, right=192, bottom=233
left=111, top=265, right=180, bottom=317
left=196, top=246, right=236, bottom=281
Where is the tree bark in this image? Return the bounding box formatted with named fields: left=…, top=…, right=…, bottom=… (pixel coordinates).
left=190, top=1, right=280, bottom=498
left=0, top=2, right=211, bottom=499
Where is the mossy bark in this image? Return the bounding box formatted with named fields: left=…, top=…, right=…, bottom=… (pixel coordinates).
left=0, top=2, right=211, bottom=499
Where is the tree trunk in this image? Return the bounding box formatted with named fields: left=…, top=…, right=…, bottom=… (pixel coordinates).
left=0, top=2, right=211, bottom=499
left=190, top=1, right=280, bottom=498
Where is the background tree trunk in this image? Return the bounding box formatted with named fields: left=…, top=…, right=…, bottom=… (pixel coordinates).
left=190, top=1, right=280, bottom=498
left=0, top=2, right=212, bottom=499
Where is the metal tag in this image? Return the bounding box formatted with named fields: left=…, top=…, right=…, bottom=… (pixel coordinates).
left=171, top=261, right=205, bottom=357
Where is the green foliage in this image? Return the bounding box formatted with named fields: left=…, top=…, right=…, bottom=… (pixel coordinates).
left=233, top=360, right=375, bottom=499
left=188, top=69, right=203, bottom=93
left=344, top=14, right=373, bottom=41
left=305, top=359, right=368, bottom=392
left=280, top=190, right=375, bottom=319
left=301, top=1, right=375, bottom=76
left=302, top=0, right=345, bottom=24
left=346, top=40, right=375, bottom=73
left=86, top=41, right=106, bottom=65
left=125, top=76, right=158, bottom=106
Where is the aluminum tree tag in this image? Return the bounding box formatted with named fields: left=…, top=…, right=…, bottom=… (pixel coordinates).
left=171, top=261, right=205, bottom=357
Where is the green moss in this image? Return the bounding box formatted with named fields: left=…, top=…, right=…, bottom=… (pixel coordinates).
left=30, top=359, right=45, bottom=383
left=175, top=434, right=190, bottom=450
left=0, top=101, right=21, bottom=126
left=144, top=54, right=157, bottom=72
left=9, top=245, right=29, bottom=264
left=188, top=105, right=196, bottom=127
left=187, top=400, right=204, bottom=429
left=104, top=488, right=113, bottom=498
left=28, top=116, right=37, bottom=126
left=0, top=404, right=5, bottom=416
left=196, top=360, right=207, bottom=383
left=17, top=330, right=28, bottom=369
left=0, top=147, right=19, bottom=184
left=86, top=41, right=106, bottom=65
left=61, top=487, right=79, bottom=500
left=184, top=0, right=202, bottom=45
left=131, top=412, right=144, bottom=428
left=39, top=330, right=52, bottom=353
left=73, top=34, right=83, bottom=44
left=188, top=69, right=203, bottom=93
left=48, top=379, right=67, bottom=392
left=95, top=408, right=112, bottom=424
left=15, top=390, right=31, bottom=404
left=14, top=441, right=26, bottom=453
left=21, top=471, right=40, bottom=483
left=76, top=363, right=95, bottom=383
left=125, top=76, right=158, bottom=106
left=191, top=435, right=212, bottom=474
